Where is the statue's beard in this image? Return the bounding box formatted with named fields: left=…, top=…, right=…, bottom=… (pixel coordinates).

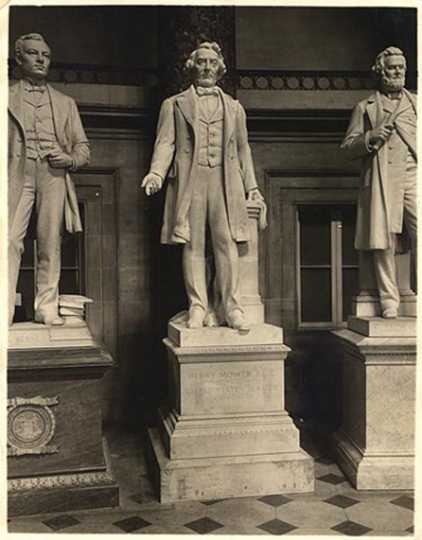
left=381, top=73, right=405, bottom=92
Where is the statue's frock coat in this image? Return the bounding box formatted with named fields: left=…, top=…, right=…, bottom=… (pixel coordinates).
left=341, top=89, right=416, bottom=251
left=149, top=85, right=258, bottom=245
left=8, top=80, right=88, bottom=234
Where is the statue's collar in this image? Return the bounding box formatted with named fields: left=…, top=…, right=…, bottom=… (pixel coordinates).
left=380, top=88, right=403, bottom=101
left=23, top=77, right=47, bottom=88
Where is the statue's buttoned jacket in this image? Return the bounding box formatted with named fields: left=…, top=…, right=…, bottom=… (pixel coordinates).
left=149, top=85, right=258, bottom=245
left=22, top=87, right=60, bottom=161
left=8, top=80, right=90, bottom=234
left=341, top=89, right=416, bottom=250
left=197, top=102, right=224, bottom=167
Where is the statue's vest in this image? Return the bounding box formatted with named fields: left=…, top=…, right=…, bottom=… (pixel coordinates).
left=197, top=97, right=224, bottom=167
left=23, top=88, right=59, bottom=161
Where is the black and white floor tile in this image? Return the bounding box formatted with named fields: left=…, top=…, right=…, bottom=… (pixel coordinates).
left=8, top=428, right=415, bottom=535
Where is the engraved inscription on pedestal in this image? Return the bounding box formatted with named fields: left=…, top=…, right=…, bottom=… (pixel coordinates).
left=182, top=361, right=283, bottom=415
left=7, top=396, right=59, bottom=457
left=148, top=317, right=315, bottom=501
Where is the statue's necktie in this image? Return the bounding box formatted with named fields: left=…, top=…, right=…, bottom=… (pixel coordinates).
left=196, top=86, right=219, bottom=97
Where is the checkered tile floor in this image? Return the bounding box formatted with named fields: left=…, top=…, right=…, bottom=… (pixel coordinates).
left=8, top=428, right=415, bottom=535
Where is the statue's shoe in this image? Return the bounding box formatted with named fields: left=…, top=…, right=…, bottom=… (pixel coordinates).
left=227, top=309, right=250, bottom=332
left=204, top=311, right=220, bottom=327
left=34, top=313, right=65, bottom=326
left=382, top=308, right=398, bottom=319
left=187, top=307, right=205, bottom=329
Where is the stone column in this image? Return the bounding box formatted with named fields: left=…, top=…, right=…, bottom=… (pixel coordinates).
left=238, top=201, right=265, bottom=324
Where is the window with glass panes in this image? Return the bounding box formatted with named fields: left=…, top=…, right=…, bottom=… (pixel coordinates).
left=14, top=205, right=85, bottom=323
left=297, top=204, right=358, bottom=328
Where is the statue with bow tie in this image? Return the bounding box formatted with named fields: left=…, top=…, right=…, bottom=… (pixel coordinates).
left=142, top=41, right=264, bottom=330
left=8, top=33, right=90, bottom=326
left=341, top=47, right=417, bottom=318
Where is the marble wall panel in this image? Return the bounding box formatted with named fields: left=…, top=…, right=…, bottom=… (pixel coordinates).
left=366, top=364, right=415, bottom=453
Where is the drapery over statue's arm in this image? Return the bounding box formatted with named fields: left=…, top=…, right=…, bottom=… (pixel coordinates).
left=142, top=98, right=176, bottom=196
left=236, top=103, right=264, bottom=203
left=341, top=104, right=371, bottom=160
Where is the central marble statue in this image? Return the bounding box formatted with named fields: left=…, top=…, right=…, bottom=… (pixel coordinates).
left=142, top=41, right=264, bottom=331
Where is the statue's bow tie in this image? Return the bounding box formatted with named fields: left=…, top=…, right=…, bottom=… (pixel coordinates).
left=196, top=86, right=219, bottom=97
left=25, top=85, right=46, bottom=93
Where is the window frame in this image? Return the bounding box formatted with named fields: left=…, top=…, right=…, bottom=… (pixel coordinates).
left=262, top=170, right=359, bottom=332
left=296, top=203, right=358, bottom=330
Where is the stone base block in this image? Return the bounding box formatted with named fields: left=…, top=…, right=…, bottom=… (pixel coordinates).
left=147, top=427, right=314, bottom=503
left=8, top=440, right=119, bottom=517
left=159, top=409, right=300, bottom=460
left=8, top=329, right=119, bottom=516
left=332, top=431, right=414, bottom=490
left=352, top=293, right=416, bottom=318
left=168, top=312, right=283, bottom=347
left=331, top=327, right=415, bottom=491
left=147, top=318, right=314, bottom=503
left=9, top=321, right=97, bottom=349
left=348, top=316, right=416, bottom=337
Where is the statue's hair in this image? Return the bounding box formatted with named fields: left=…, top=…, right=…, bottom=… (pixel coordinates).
left=15, top=33, right=50, bottom=59
left=184, top=41, right=227, bottom=79
left=372, top=46, right=406, bottom=75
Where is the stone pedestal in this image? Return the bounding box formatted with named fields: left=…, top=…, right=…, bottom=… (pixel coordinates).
left=147, top=313, right=314, bottom=503
left=8, top=322, right=119, bottom=516
left=331, top=317, right=416, bottom=490
left=238, top=201, right=266, bottom=325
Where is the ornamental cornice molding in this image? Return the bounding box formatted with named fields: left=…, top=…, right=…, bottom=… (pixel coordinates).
left=8, top=470, right=115, bottom=492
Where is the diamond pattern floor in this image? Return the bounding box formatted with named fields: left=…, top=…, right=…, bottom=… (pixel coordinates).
left=8, top=427, right=415, bottom=535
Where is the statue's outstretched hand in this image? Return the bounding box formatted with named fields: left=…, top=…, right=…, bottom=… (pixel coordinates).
left=141, top=173, right=163, bottom=196
left=247, top=188, right=265, bottom=203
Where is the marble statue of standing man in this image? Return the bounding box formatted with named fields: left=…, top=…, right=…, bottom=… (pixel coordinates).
left=341, top=46, right=416, bottom=318
left=142, top=41, right=263, bottom=330
left=8, top=33, right=90, bottom=326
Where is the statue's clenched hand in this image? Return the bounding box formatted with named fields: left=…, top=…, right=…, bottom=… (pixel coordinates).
left=141, top=173, right=163, bottom=196
left=369, top=122, right=394, bottom=147
left=247, top=188, right=265, bottom=202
